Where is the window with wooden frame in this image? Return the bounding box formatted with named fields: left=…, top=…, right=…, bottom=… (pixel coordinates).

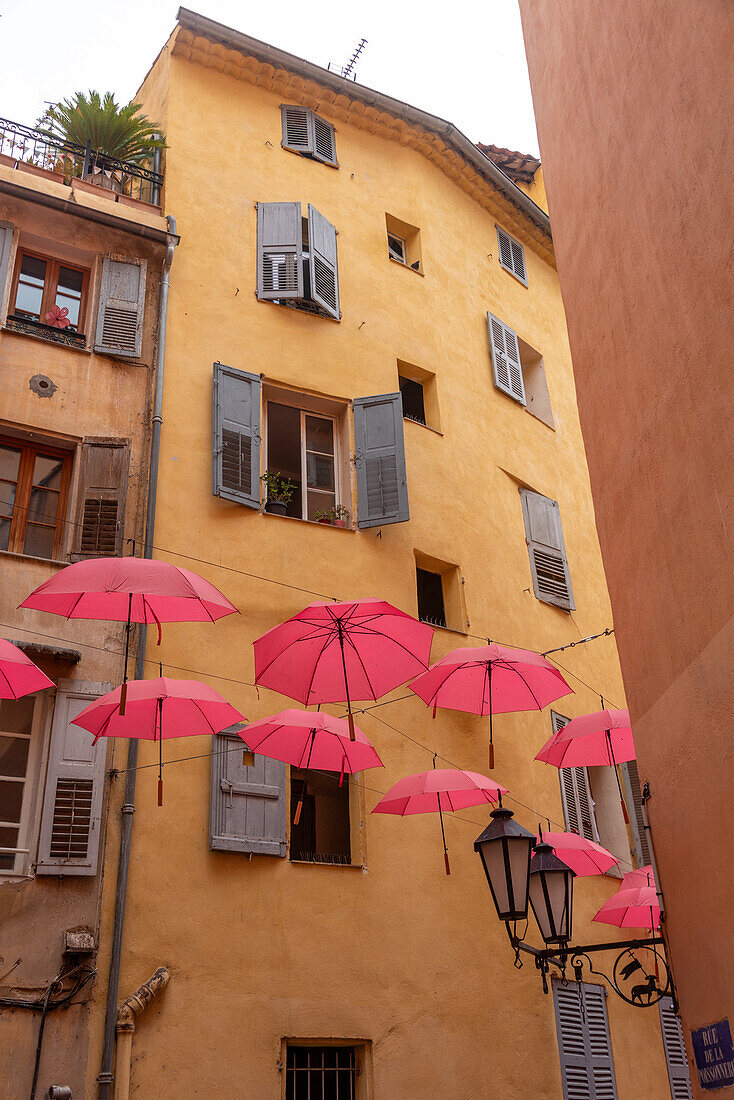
left=496, top=224, right=528, bottom=285
left=265, top=399, right=345, bottom=523
left=290, top=768, right=351, bottom=864
left=0, top=437, right=72, bottom=560
left=0, top=695, right=46, bottom=875
left=10, top=249, right=89, bottom=332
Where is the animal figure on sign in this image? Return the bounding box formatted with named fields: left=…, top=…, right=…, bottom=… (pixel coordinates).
left=630, top=975, right=658, bottom=1005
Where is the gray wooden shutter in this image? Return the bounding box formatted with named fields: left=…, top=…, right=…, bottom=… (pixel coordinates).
left=36, top=682, right=110, bottom=876
left=0, top=220, right=14, bottom=319
left=354, top=392, right=409, bottom=528
left=659, top=998, right=693, bottom=1100
left=312, top=114, right=337, bottom=166
left=487, top=312, right=526, bottom=403
left=281, top=105, right=313, bottom=154
left=256, top=201, right=303, bottom=300
left=496, top=225, right=528, bottom=285
left=209, top=730, right=287, bottom=855
left=212, top=363, right=261, bottom=508
left=620, top=759, right=654, bottom=868
left=554, top=713, right=599, bottom=842
left=520, top=489, right=575, bottom=610
left=553, top=980, right=618, bottom=1100
left=94, top=258, right=146, bottom=357
left=75, top=440, right=130, bottom=557
left=307, top=204, right=339, bottom=319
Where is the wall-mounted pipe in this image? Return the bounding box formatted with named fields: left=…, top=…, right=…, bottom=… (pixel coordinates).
left=113, top=968, right=170, bottom=1100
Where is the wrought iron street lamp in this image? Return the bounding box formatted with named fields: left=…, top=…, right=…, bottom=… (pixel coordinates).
left=528, top=839, right=575, bottom=946
left=473, top=806, right=535, bottom=922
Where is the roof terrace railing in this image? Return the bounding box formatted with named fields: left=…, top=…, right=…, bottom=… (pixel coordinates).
left=0, top=116, right=163, bottom=206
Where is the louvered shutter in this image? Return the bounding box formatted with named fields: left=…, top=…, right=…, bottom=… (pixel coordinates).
left=281, top=105, right=312, bottom=154
left=554, top=713, right=599, bottom=841
left=209, top=730, right=287, bottom=855
left=553, top=980, right=618, bottom=1100
left=488, top=313, right=526, bottom=404
left=620, top=759, right=655, bottom=868
left=212, top=363, right=261, bottom=508
left=307, top=204, right=340, bottom=319
left=496, top=225, right=528, bottom=285
left=94, top=258, right=146, bottom=357
left=0, top=220, right=14, bottom=319
left=520, top=489, right=575, bottom=610
left=659, top=998, right=693, bottom=1100
left=312, top=115, right=337, bottom=166
left=354, top=392, right=409, bottom=528
left=256, top=201, right=303, bottom=300
left=74, top=440, right=130, bottom=557
left=36, top=682, right=110, bottom=876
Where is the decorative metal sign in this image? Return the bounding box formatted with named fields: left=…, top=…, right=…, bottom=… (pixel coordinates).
left=691, top=1020, right=734, bottom=1091
left=611, top=947, right=670, bottom=1007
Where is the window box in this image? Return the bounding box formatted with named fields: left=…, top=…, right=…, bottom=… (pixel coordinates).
left=16, top=161, right=66, bottom=186
left=70, top=176, right=116, bottom=202
left=116, top=193, right=162, bottom=214
left=0, top=153, right=17, bottom=169
left=5, top=315, right=87, bottom=349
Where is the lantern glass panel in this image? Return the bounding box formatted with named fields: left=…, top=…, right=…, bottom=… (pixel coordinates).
left=529, top=866, right=573, bottom=944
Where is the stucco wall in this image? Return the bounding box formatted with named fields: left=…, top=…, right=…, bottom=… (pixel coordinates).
left=519, top=0, right=734, bottom=1091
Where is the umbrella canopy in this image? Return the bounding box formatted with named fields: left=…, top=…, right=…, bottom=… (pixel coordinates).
left=537, top=830, right=619, bottom=877
left=242, top=709, right=382, bottom=774
left=593, top=883, right=660, bottom=929
left=19, top=556, right=238, bottom=627
left=0, top=639, right=54, bottom=699
left=535, top=708, right=634, bottom=767
left=253, top=599, right=434, bottom=738
left=409, top=643, right=572, bottom=768
left=620, top=865, right=656, bottom=890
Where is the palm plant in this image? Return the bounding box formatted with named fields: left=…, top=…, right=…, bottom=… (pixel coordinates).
left=37, top=91, right=165, bottom=165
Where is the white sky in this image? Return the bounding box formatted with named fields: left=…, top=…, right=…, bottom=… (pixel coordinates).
left=0, top=1, right=539, bottom=157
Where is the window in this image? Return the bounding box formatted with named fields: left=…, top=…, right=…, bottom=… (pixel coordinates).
left=416, top=567, right=446, bottom=627
left=552, top=980, right=618, bottom=1100
left=519, top=488, right=575, bottom=610
left=397, top=361, right=440, bottom=431
left=281, top=105, right=338, bottom=167
left=285, top=1045, right=356, bottom=1100
left=554, top=712, right=599, bottom=842
left=0, top=696, right=41, bottom=874
left=496, top=225, right=527, bottom=285
left=266, top=401, right=343, bottom=522
left=621, top=759, right=657, bottom=873
left=399, top=376, right=425, bottom=424
left=0, top=436, right=72, bottom=560
left=659, top=997, right=694, bottom=1100
left=290, top=768, right=350, bottom=864
left=415, top=553, right=465, bottom=631
left=11, top=250, right=88, bottom=331
left=257, top=202, right=340, bottom=320
left=385, top=214, right=422, bottom=272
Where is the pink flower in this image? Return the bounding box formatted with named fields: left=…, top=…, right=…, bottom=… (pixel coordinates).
left=45, top=305, right=71, bottom=329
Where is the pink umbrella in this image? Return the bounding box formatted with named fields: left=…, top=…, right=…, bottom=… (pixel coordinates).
left=72, top=677, right=246, bottom=805
left=0, top=639, right=54, bottom=699
left=537, top=830, right=619, bottom=877
left=593, top=881, right=660, bottom=930
left=372, top=765, right=508, bottom=875
left=409, top=643, right=573, bottom=768
left=253, top=599, right=434, bottom=740
left=535, top=707, right=634, bottom=822
left=20, top=556, right=238, bottom=713
left=243, top=708, right=383, bottom=824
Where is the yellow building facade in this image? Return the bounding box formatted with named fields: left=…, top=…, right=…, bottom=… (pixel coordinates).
left=86, top=11, right=683, bottom=1097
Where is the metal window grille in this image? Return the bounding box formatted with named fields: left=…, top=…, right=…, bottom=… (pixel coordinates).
left=286, top=1045, right=356, bottom=1100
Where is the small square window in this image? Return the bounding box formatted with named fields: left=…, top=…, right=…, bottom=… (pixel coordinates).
left=385, top=214, right=422, bottom=272
left=285, top=1044, right=358, bottom=1100
left=387, top=233, right=406, bottom=263
left=415, top=552, right=465, bottom=631
left=399, top=376, right=425, bottom=425
left=416, top=567, right=446, bottom=627
left=290, top=767, right=350, bottom=864
left=397, top=360, right=440, bottom=431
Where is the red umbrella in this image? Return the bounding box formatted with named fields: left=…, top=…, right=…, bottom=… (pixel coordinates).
left=372, top=764, right=508, bottom=875
left=243, top=708, right=383, bottom=824
left=72, top=676, right=246, bottom=805
left=0, top=639, right=54, bottom=699
left=20, top=556, right=238, bottom=712
left=536, top=830, right=619, bottom=877
left=535, top=707, right=634, bottom=822
left=593, top=879, right=660, bottom=930
left=409, top=643, right=572, bottom=768
left=253, top=599, right=434, bottom=740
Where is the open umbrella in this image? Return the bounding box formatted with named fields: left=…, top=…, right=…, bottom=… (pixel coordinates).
left=372, top=763, right=508, bottom=875
left=409, top=643, right=572, bottom=768
left=535, top=707, right=634, bottom=822
left=72, top=676, right=246, bottom=805
left=593, top=879, right=660, bottom=930
left=536, top=830, right=619, bottom=877
left=253, top=599, right=434, bottom=740
left=0, top=639, right=54, bottom=699
left=20, top=556, right=238, bottom=712
left=242, top=708, right=383, bottom=824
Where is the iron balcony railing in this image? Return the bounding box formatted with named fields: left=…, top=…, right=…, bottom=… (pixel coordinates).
left=0, top=116, right=163, bottom=206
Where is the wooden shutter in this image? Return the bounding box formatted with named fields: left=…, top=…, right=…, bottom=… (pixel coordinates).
left=281, top=105, right=313, bottom=154
left=520, top=489, right=575, bottom=610
left=553, top=980, right=618, bottom=1100
left=209, top=730, right=287, bottom=855
left=487, top=312, right=526, bottom=403
left=94, top=258, right=146, bottom=358
left=256, top=202, right=303, bottom=300
left=554, top=713, right=599, bottom=841
left=496, top=225, right=528, bottom=285
left=312, top=114, right=337, bottom=166
left=354, top=392, right=409, bottom=528
left=212, top=363, right=261, bottom=508
left=659, top=998, right=693, bottom=1100
left=75, top=440, right=130, bottom=557
left=0, top=220, right=14, bottom=319
left=307, top=204, right=340, bottom=319
left=620, top=759, right=654, bottom=868
left=36, top=682, right=110, bottom=876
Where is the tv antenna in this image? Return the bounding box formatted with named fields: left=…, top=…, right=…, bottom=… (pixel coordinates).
left=328, top=38, right=368, bottom=81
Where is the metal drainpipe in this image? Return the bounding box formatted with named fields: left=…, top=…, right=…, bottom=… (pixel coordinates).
left=97, top=214, right=177, bottom=1099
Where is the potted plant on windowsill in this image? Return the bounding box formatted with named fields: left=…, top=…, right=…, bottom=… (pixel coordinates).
left=315, top=505, right=350, bottom=528
left=261, top=471, right=296, bottom=516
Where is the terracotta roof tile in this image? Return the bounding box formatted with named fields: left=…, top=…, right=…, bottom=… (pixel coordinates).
left=477, top=143, right=540, bottom=184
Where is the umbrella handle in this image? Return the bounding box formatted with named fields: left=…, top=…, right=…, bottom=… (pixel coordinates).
left=438, top=795, right=450, bottom=876
left=157, top=698, right=164, bottom=807
left=488, top=663, right=494, bottom=770
left=608, top=731, right=630, bottom=822
left=337, top=626, right=356, bottom=741
left=119, top=591, right=133, bottom=717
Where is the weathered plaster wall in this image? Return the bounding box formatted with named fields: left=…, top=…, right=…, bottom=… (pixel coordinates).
left=519, top=0, right=734, bottom=1090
